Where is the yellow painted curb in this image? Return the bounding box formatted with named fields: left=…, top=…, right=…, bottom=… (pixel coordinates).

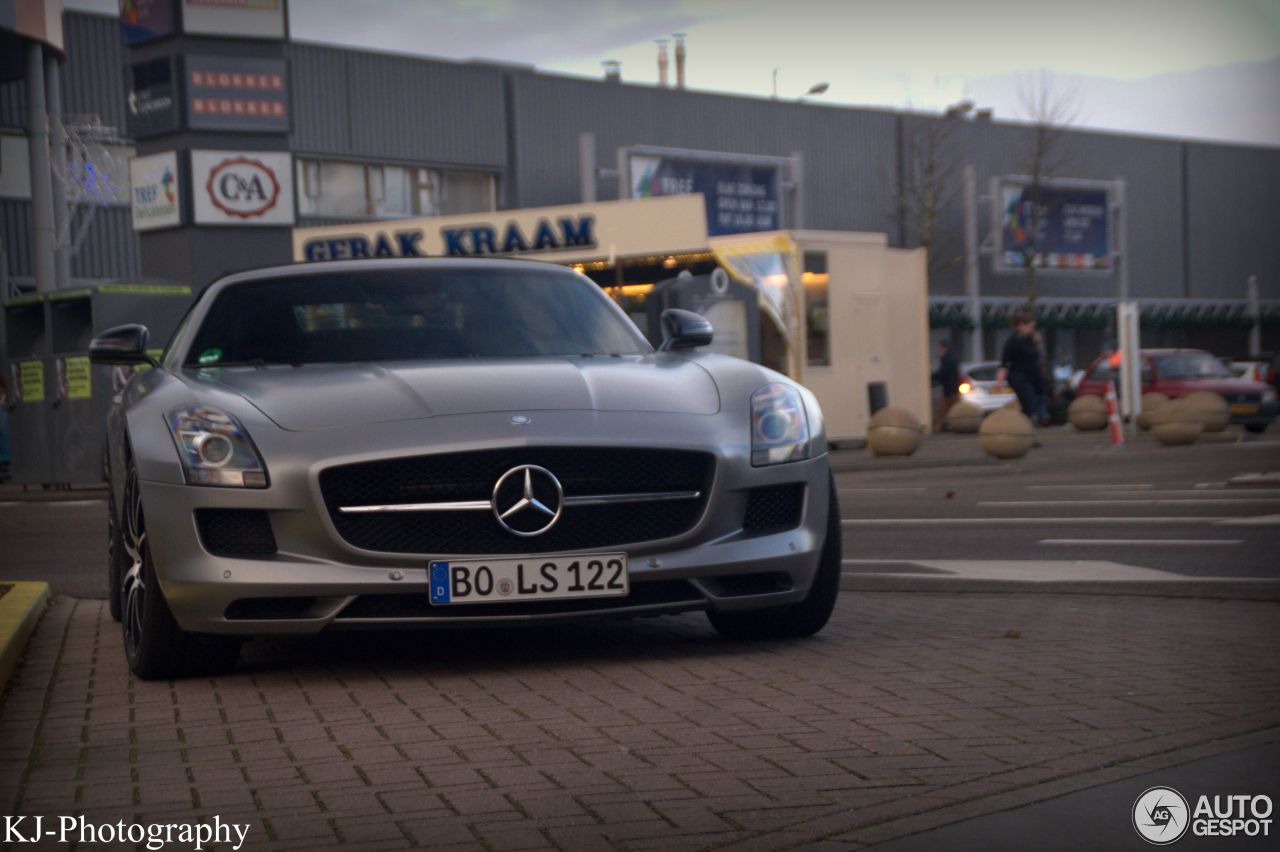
left=0, top=582, right=51, bottom=693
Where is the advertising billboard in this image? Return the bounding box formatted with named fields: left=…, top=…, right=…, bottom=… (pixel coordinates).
left=129, top=151, right=181, bottom=231
left=192, top=150, right=294, bottom=226
left=995, top=178, right=1112, bottom=273
left=125, top=55, right=181, bottom=139
left=185, top=55, right=289, bottom=133
left=625, top=148, right=786, bottom=237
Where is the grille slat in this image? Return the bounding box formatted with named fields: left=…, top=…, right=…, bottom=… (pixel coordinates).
left=320, top=448, right=714, bottom=555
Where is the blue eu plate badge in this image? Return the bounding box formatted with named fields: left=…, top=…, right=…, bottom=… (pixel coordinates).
left=430, top=563, right=450, bottom=604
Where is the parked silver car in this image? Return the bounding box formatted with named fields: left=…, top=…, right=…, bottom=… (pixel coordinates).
left=91, top=259, right=841, bottom=679
left=957, top=361, right=1018, bottom=414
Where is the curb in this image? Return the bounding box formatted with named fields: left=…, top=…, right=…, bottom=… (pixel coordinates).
left=0, top=582, right=51, bottom=693
left=839, top=573, right=1280, bottom=600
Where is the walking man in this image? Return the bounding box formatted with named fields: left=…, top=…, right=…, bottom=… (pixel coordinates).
left=932, top=338, right=960, bottom=432
left=996, top=310, right=1043, bottom=422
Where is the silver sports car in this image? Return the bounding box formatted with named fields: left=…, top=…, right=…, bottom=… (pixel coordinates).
left=90, top=259, right=840, bottom=679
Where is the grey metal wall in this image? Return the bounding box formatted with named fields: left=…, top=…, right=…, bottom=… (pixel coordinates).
left=2, top=200, right=139, bottom=281
left=288, top=43, right=507, bottom=169
left=1185, top=142, right=1280, bottom=301
left=0, top=12, right=128, bottom=131
left=504, top=72, right=900, bottom=235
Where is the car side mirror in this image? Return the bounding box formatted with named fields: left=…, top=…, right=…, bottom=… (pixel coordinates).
left=89, top=324, right=159, bottom=367
left=659, top=309, right=713, bottom=351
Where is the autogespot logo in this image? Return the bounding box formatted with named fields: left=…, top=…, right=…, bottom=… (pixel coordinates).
left=1133, top=786, right=1190, bottom=844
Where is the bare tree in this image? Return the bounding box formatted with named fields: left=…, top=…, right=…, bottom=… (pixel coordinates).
left=1015, top=70, right=1081, bottom=306
left=895, top=107, right=966, bottom=289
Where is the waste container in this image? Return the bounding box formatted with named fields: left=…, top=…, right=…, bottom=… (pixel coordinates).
left=1, top=282, right=193, bottom=487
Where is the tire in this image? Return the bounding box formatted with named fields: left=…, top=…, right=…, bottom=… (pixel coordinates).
left=120, top=461, right=240, bottom=680
left=1245, top=423, right=1268, bottom=434
left=106, top=472, right=124, bottom=623
left=708, top=470, right=842, bottom=640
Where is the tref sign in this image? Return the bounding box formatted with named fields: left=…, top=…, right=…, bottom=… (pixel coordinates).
left=129, top=151, right=181, bottom=231
left=192, top=150, right=294, bottom=226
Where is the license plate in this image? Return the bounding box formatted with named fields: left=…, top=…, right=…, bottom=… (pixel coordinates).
left=1231, top=403, right=1259, bottom=415
left=428, top=554, right=629, bottom=605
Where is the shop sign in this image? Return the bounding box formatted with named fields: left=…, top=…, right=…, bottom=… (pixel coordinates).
left=293, top=195, right=709, bottom=264
left=130, top=151, right=181, bottom=231
left=186, top=55, right=289, bottom=133
left=628, top=152, right=783, bottom=236
left=995, top=178, right=1112, bottom=273
left=120, top=0, right=176, bottom=44
left=180, top=0, right=286, bottom=40
left=125, top=56, right=181, bottom=139
left=193, top=150, right=294, bottom=226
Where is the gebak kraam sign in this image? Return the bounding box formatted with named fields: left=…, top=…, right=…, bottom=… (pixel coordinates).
left=303, top=216, right=596, bottom=261
left=998, top=180, right=1111, bottom=272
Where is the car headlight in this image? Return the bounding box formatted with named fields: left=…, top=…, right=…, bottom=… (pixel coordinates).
left=166, top=405, right=268, bottom=488
left=751, top=383, right=811, bottom=466
left=959, top=382, right=972, bottom=394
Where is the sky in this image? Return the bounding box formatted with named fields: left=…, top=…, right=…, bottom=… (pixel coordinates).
left=72, top=0, right=1280, bottom=146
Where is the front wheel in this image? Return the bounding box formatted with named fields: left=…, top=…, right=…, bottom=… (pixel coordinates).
left=1245, top=423, right=1268, bottom=434
left=708, top=471, right=842, bottom=640
left=120, top=462, right=240, bottom=680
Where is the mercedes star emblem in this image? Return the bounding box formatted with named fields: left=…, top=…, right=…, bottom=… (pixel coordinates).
left=491, top=465, right=563, bottom=537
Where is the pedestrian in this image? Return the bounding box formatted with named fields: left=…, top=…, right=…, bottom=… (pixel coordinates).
left=996, top=311, right=1043, bottom=423
left=931, top=338, right=960, bottom=432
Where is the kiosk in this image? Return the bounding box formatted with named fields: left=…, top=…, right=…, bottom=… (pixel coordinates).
left=292, top=195, right=928, bottom=442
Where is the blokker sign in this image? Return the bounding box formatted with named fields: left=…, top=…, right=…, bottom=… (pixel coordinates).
left=192, top=150, right=294, bottom=226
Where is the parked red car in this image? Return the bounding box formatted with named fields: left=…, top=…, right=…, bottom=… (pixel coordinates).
left=1076, top=348, right=1278, bottom=433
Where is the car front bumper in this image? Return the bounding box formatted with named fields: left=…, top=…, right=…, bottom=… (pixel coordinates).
left=138, top=413, right=832, bottom=635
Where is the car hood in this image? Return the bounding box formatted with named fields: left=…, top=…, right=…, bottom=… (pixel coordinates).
left=192, top=355, right=720, bottom=430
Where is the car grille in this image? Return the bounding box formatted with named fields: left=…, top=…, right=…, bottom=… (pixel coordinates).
left=743, top=484, right=806, bottom=534
left=319, top=448, right=715, bottom=555
left=195, top=509, right=277, bottom=557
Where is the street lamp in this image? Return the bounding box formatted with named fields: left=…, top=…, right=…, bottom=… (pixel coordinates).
left=799, top=82, right=829, bottom=102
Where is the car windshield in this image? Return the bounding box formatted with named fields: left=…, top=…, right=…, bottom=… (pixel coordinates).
left=965, top=365, right=999, bottom=382
left=1151, top=352, right=1233, bottom=379
left=184, top=267, right=651, bottom=366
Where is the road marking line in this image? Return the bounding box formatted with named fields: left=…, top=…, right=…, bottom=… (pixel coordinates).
left=0, top=499, right=102, bottom=508
left=839, top=487, right=927, bottom=493
left=1027, top=484, right=1153, bottom=491
left=1215, top=515, right=1280, bottom=526
left=842, top=517, right=1231, bottom=526
left=979, top=498, right=1280, bottom=507
left=1038, top=538, right=1243, bottom=546
left=1067, top=489, right=1280, bottom=497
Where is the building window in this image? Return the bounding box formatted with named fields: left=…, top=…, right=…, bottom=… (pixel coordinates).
left=297, top=158, right=494, bottom=219
left=803, top=251, right=830, bottom=366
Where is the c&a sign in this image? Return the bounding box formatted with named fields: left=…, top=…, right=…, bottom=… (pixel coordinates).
left=192, top=150, right=295, bottom=226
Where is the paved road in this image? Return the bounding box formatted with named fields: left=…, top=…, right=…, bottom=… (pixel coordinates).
left=3, top=592, right=1277, bottom=851
left=837, top=432, right=1280, bottom=578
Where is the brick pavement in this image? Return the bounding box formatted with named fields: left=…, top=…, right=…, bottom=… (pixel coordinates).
left=1, top=593, right=1278, bottom=850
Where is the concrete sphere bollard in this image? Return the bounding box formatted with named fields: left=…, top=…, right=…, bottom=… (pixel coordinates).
left=1182, top=390, right=1229, bottom=433
left=978, top=407, right=1035, bottom=459
left=946, top=400, right=983, bottom=433
left=1150, top=398, right=1203, bottom=446
left=867, top=406, right=924, bottom=456
left=1136, top=392, right=1169, bottom=431
left=1067, top=394, right=1108, bottom=431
